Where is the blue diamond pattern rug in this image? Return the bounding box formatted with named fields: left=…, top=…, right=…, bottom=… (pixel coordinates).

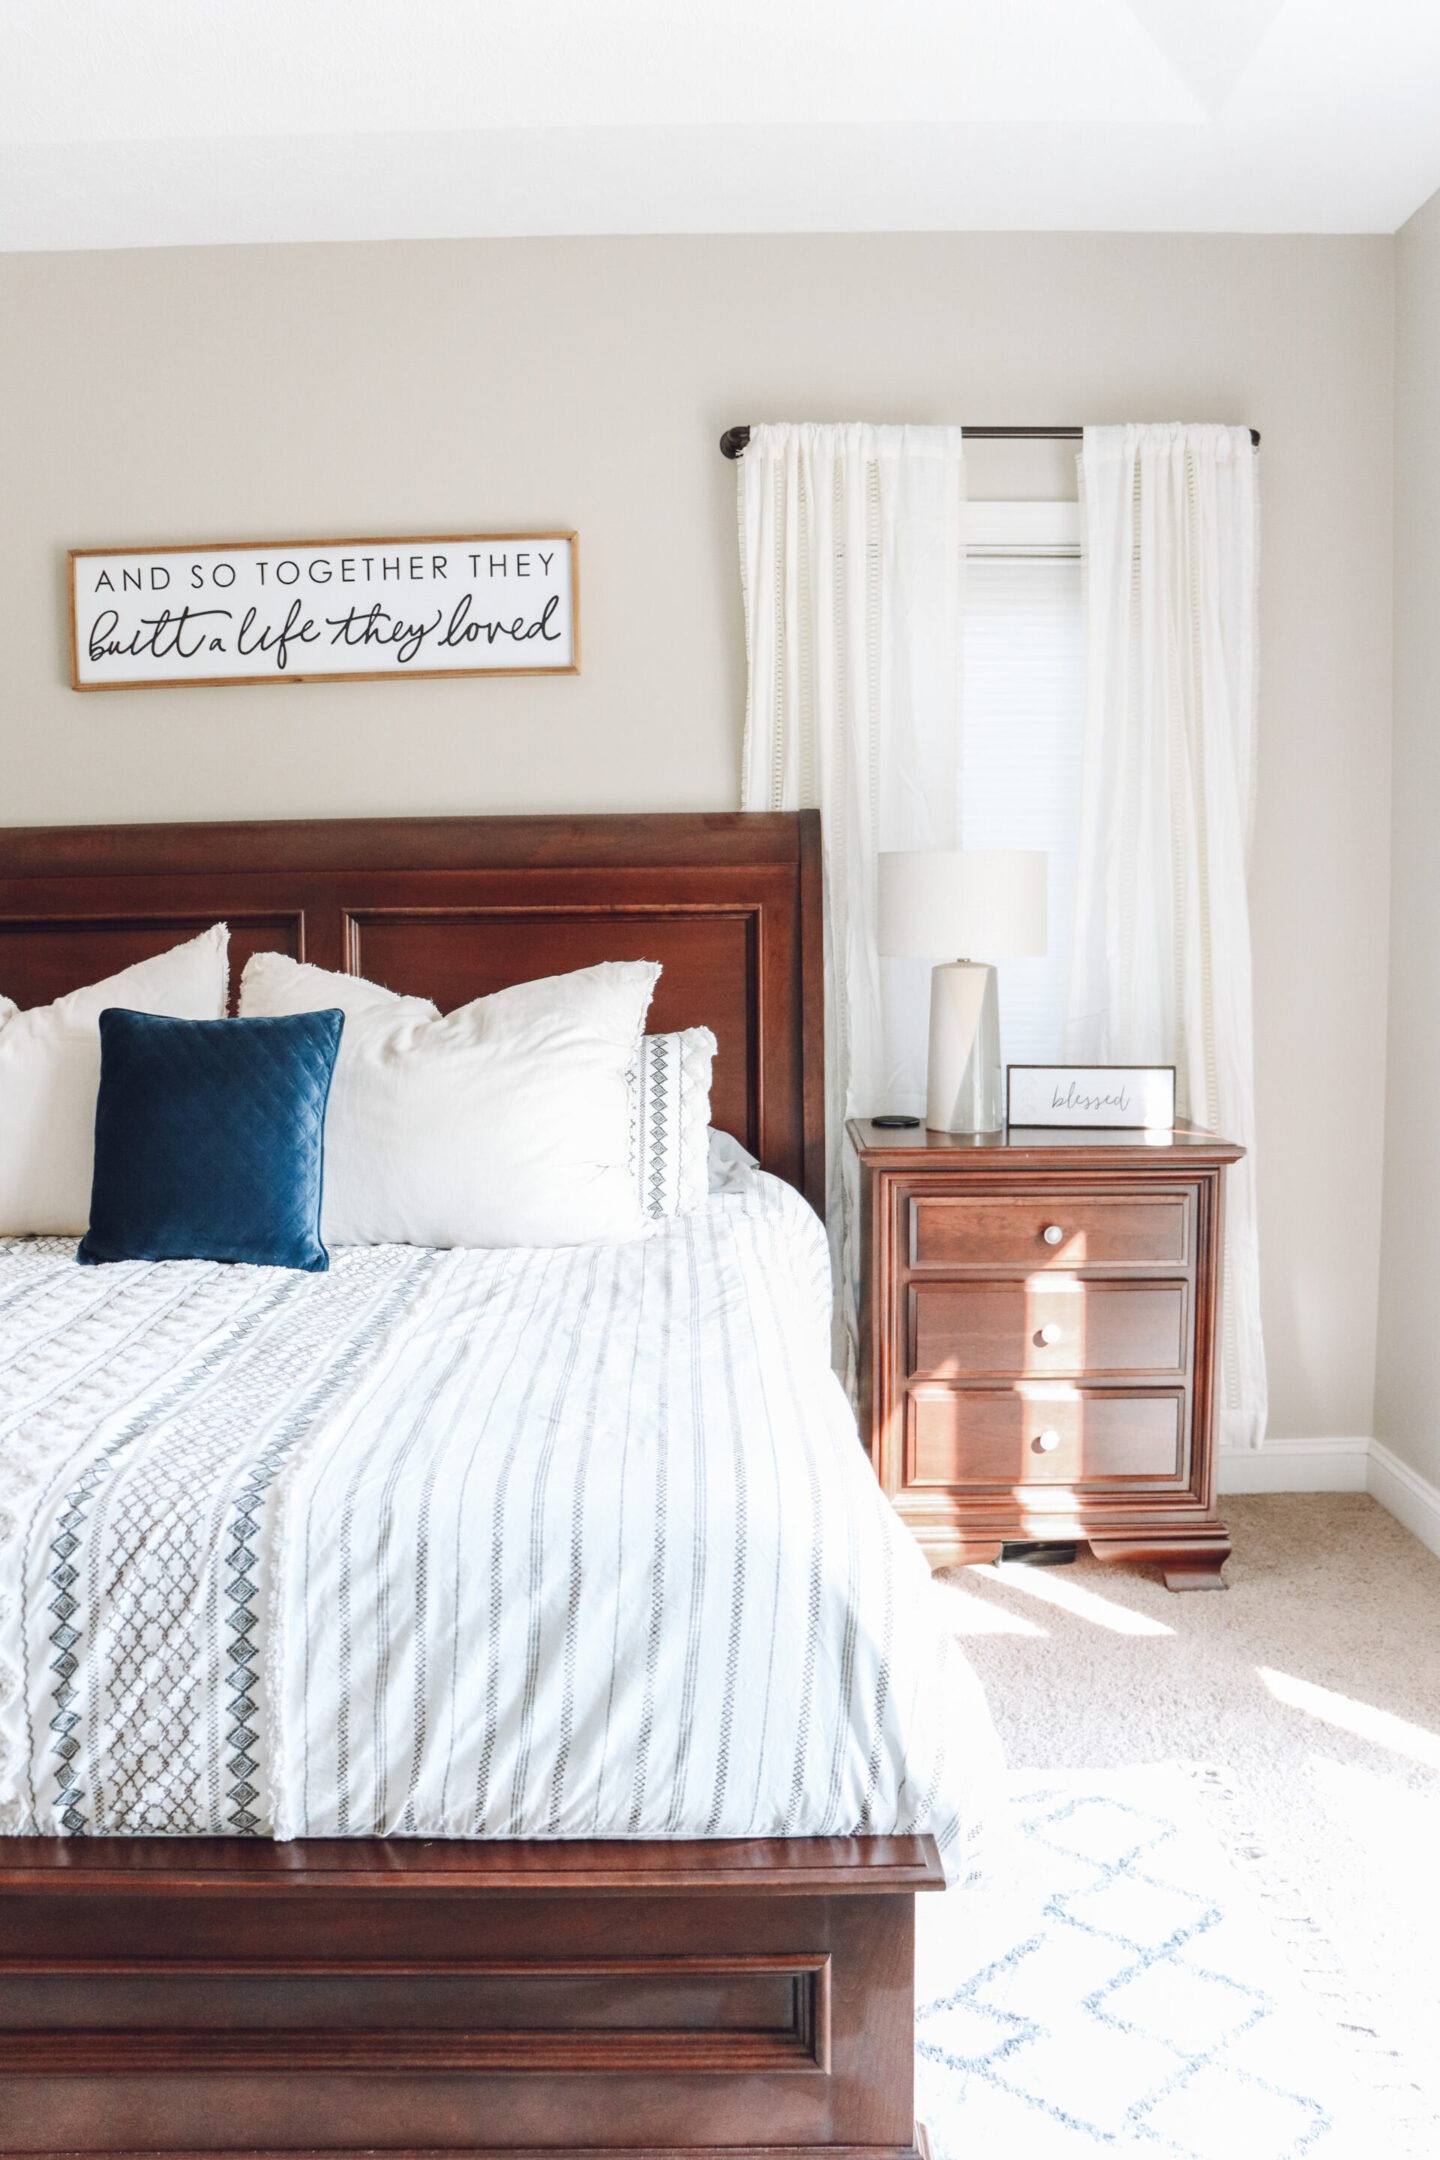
left=916, top=1767, right=1412, bottom=2159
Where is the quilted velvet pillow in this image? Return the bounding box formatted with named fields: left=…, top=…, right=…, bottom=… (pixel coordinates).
left=78, top=1007, right=344, bottom=1271
left=0, top=925, right=230, bottom=1236
left=238, top=952, right=659, bottom=1248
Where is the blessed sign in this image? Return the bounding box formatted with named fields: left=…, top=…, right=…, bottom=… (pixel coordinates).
left=1006, top=1064, right=1177, bottom=1130
left=69, top=533, right=578, bottom=689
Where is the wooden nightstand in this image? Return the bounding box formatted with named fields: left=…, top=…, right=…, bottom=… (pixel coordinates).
left=849, top=1119, right=1243, bottom=1589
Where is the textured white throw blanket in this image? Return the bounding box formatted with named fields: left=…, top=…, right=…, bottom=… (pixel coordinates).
left=0, top=1172, right=994, bottom=1868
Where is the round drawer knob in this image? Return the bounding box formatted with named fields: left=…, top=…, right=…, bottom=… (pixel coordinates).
left=1034, top=1429, right=1062, bottom=1453
left=1042, top=1224, right=1065, bottom=1246
left=1038, top=1323, right=1063, bottom=1346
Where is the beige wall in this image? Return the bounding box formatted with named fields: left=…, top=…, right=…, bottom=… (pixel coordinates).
left=1377, top=189, right=1440, bottom=1481
left=0, top=232, right=1396, bottom=1442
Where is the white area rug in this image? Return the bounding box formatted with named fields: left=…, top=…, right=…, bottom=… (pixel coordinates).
left=915, top=1767, right=1389, bottom=2159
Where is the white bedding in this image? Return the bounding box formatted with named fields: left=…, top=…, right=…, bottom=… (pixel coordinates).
left=0, top=1167, right=996, bottom=1871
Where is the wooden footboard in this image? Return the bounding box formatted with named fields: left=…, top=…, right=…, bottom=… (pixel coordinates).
left=0, top=1834, right=943, bottom=2159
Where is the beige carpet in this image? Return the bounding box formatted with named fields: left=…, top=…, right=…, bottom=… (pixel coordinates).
left=936, top=1495, right=1440, bottom=2130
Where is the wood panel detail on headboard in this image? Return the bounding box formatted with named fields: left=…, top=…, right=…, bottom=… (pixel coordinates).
left=0, top=813, right=824, bottom=1214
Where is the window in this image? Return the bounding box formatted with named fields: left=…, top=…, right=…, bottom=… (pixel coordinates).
left=961, top=502, right=1084, bottom=1066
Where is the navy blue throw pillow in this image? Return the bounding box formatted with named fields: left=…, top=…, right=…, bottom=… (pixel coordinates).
left=78, top=1007, right=344, bottom=1271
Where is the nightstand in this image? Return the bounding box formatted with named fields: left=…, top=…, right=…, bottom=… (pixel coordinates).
left=849, top=1119, right=1243, bottom=1589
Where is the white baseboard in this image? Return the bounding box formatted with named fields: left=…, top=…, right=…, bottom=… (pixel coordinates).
left=1366, top=1439, right=1440, bottom=1562
left=1217, top=1435, right=1440, bottom=1562
left=1218, top=1438, right=1370, bottom=1494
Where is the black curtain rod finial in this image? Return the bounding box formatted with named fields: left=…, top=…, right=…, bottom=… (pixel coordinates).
left=719, top=425, right=751, bottom=460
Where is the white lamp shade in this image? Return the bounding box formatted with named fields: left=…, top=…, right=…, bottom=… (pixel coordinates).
left=877, top=849, right=1047, bottom=960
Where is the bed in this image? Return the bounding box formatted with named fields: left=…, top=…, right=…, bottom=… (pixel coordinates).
left=0, top=811, right=988, bottom=2160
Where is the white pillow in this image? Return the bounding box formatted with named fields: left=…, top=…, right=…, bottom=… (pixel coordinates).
left=236, top=954, right=441, bottom=1030
left=239, top=951, right=660, bottom=1248
left=630, top=1028, right=716, bottom=1217
left=0, top=924, right=230, bottom=1235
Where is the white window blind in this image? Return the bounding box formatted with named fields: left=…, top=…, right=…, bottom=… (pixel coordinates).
left=961, top=502, right=1084, bottom=1067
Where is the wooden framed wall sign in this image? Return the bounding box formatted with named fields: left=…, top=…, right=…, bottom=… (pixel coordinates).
left=69, top=533, right=578, bottom=689
left=1006, top=1064, right=1177, bottom=1130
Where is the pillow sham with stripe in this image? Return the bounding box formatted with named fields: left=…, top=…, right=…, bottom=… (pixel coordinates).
left=628, top=1025, right=717, bottom=1218
left=239, top=953, right=715, bottom=1233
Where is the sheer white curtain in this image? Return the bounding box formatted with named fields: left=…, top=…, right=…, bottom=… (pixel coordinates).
left=1066, top=423, right=1266, bottom=1449
left=738, top=423, right=967, bottom=1382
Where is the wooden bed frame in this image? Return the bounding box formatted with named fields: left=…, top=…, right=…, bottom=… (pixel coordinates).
left=0, top=812, right=943, bottom=2160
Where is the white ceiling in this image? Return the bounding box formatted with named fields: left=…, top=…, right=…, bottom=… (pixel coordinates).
left=3, top=0, right=1440, bottom=251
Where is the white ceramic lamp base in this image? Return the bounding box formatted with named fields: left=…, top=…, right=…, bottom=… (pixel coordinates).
left=926, top=961, right=1003, bottom=1133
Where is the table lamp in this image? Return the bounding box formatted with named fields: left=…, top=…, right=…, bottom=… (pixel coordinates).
left=877, top=849, right=1047, bottom=1132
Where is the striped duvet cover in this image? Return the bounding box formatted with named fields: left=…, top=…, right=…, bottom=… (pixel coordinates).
left=0, top=1168, right=995, bottom=1872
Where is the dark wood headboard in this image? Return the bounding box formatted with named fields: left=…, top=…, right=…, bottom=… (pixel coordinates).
left=0, top=811, right=824, bottom=1214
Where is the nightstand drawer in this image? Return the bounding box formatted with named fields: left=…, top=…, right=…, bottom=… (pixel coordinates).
left=908, top=1387, right=1185, bottom=1486
left=910, top=1280, right=1188, bottom=1379
left=910, top=1192, right=1190, bottom=1270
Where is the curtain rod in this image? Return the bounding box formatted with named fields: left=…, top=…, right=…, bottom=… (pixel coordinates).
left=719, top=423, right=1260, bottom=457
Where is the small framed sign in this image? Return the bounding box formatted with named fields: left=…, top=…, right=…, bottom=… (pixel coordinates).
left=69, top=532, right=578, bottom=690
left=1006, top=1064, right=1176, bottom=1130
